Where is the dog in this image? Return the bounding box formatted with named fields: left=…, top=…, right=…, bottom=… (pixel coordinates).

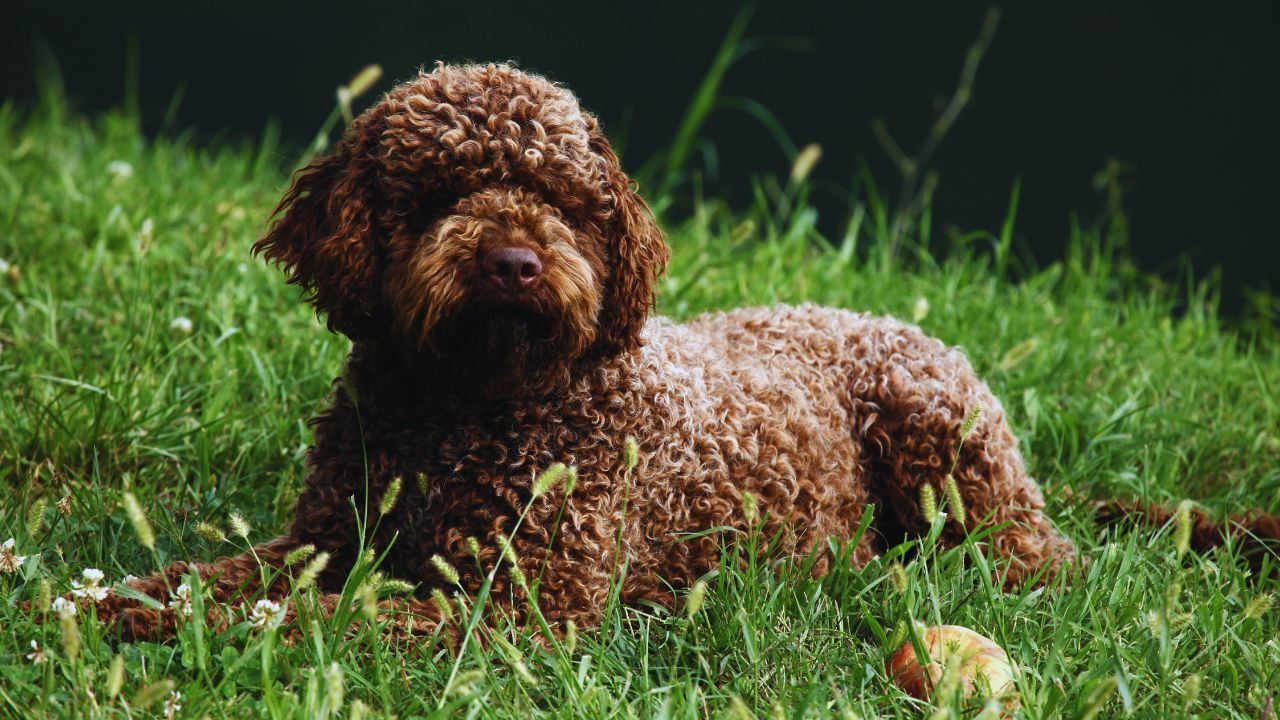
left=78, top=62, right=1088, bottom=641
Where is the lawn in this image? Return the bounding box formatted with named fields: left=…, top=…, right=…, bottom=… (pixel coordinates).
left=1, top=70, right=1278, bottom=718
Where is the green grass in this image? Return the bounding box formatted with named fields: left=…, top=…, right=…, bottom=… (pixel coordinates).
left=2, top=76, right=1279, bottom=720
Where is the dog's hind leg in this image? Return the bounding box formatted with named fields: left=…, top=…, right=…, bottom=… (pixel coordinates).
left=842, top=315, right=1077, bottom=587
left=85, top=535, right=304, bottom=642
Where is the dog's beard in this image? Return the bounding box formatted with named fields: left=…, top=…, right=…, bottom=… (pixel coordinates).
left=417, top=302, right=591, bottom=400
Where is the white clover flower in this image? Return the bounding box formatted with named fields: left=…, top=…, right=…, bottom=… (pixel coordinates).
left=70, top=568, right=109, bottom=602
left=0, top=258, right=9, bottom=275
left=121, top=574, right=139, bottom=585
left=0, top=538, right=27, bottom=573
left=26, top=639, right=45, bottom=664
left=51, top=596, right=77, bottom=618
left=163, top=690, right=182, bottom=720
left=107, top=160, right=134, bottom=179
left=249, top=598, right=285, bottom=629
left=168, top=582, right=193, bottom=618
left=169, top=316, right=194, bottom=335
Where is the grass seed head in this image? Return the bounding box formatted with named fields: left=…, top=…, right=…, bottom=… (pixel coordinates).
left=912, top=296, right=930, bottom=323
left=132, top=680, right=176, bottom=710
left=1145, top=609, right=1165, bottom=638
left=943, top=474, right=967, bottom=527
left=122, top=491, right=155, bottom=550
left=1183, top=673, right=1201, bottom=709
left=37, top=579, right=51, bottom=612
left=531, top=463, right=568, bottom=497
left=499, top=539, right=527, bottom=588
left=509, top=564, right=528, bottom=589
left=888, top=618, right=908, bottom=650
left=431, top=588, right=454, bottom=623
left=565, top=619, right=578, bottom=654
left=357, top=583, right=377, bottom=621
left=138, top=218, right=154, bottom=252
left=1078, top=676, right=1118, bottom=720
left=25, top=498, right=46, bottom=538
left=324, top=661, right=345, bottom=712
left=379, top=476, right=402, bottom=516
left=790, top=143, right=823, bottom=184
left=59, top=610, right=80, bottom=662
left=430, top=554, right=461, bottom=585
left=686, top=579, right=707, bottom=618
left=624, top=436, right=639, bottom=471
left=106, top=654, right=125, bottom=697
left=959, top=407, right=983, bottom=439
left=1244, top=592, right=1273, bottom=620
left=380, top=578, right=415, bottom=595
left=195, top=521, right=227, bottom=543
left=974, top=699, right=1004, bottom=720
left=1174, top=499, right=1193, bottom=558
left=284, top=544, right=316, bottom=565
left=501, top=538, right=518, bottom=565
left=345, top=64, right=383, bottom=99
left=742, top=491, right=759, bottom=526
left=447, top=668, right=486, bottom=696
left=889, top=562, right=909, bottom=595
left=920, top=484, right=938, bottom=524
left=466, top=536, right=482, bottom=558
left=228, top=512, right=250, bottom=539
left=295, top=551, right=330, bottom=590
left=997, top=338, right=1038, bottom=371
left=512, top=658, right=538, bottom=686
left=728, top=695, right=755, bottom=720
left=729, top=219, right=757, bottom=245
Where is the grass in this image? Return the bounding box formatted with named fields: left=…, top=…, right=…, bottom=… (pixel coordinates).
left=2, top=64, right=1279, bottom=719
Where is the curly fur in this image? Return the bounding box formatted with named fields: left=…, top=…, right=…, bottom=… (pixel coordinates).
left=77, top=63, right=1086, bottom=642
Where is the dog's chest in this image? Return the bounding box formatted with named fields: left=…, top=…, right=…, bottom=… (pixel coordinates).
left=381, top=390, right=633, bottom=500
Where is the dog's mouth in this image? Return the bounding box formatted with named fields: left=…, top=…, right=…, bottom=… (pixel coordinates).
left=436, top=302, right=553, bottom=356
left=411, top=298, right=588, bottom=399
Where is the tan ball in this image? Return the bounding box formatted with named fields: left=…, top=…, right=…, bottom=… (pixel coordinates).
left=887, top=624, right=1019, bottom=710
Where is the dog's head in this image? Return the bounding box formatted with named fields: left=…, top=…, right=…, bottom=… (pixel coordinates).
left=255, top=63, right=667, bottom=395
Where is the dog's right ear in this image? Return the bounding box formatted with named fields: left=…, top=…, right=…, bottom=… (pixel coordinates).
left=254, top=138, right=383, bottom=339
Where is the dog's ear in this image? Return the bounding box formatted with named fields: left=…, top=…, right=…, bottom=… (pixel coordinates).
left=588, top=131, right=670, bottom=357
left=254, top=137, right=383, bottom=339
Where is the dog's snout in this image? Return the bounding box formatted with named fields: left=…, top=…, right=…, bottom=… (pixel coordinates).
left=481, top=246, right=543, bottom=291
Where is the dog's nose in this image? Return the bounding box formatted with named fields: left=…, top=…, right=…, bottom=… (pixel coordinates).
left=481, top=246, right=543, bottom=291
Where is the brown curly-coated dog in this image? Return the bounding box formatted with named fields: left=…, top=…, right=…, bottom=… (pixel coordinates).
left=83, top=63, right=1081, bottom=641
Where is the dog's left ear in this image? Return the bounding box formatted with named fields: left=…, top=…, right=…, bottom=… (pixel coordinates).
left=588, top=129, right=670, bottom=357
left=254, top=128, right=384, bottom=339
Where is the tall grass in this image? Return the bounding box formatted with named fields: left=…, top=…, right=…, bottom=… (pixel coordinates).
left=1, top=29, right=1278, bottom=720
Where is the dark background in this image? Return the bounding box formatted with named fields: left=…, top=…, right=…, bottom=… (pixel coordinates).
left=5, top=1, right=1277, bottom=314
